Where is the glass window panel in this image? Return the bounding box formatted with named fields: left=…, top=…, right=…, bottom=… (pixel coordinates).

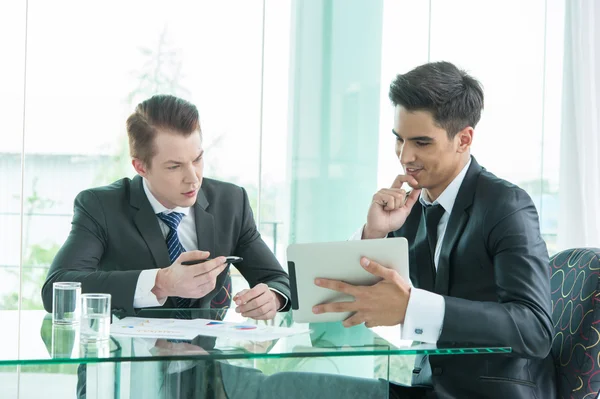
left=541, top=0, right=565, bottom=254
left=260, top=0, right=293, bottom=264
left=0, top=20, right=26, bottom=399
left=429, top=0, right=546, bottom=187
left=428, top=0, right=563, bottom=251
left=0, top=1, right=26, bottom=316
left=377, top=0, right=430, bottom=189
left=21, top=0, right=263, bottom=310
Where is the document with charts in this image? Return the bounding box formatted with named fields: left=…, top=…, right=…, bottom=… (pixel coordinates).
left=110, top=317, right=309, bottom=341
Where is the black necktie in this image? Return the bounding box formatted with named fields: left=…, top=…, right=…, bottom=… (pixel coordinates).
left=424, top=204, right=445, bottom=268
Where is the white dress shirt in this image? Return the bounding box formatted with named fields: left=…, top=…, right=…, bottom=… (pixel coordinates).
left=351, top=159, right=471, bottom=343
left=133, top=179, right=200, bottom=308
left=134, top=178, right=288, bottom=310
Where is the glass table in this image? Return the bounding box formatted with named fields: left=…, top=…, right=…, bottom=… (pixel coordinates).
left=0, top=309, right=511, bottom=399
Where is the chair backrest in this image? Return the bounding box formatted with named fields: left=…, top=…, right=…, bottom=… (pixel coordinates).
left=550, top=248, right=600, bottom=399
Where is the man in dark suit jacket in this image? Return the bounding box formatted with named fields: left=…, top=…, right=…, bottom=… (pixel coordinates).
left=313, top=62, right=556, bottom=398
left=42, top=95, right=290, bottom=319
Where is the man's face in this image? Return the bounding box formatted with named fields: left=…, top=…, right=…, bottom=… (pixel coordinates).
left=136, top=129, right=204, bottom=209
left=393, top=106, right=470, bottom=199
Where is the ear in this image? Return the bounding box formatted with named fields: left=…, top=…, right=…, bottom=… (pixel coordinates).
left=132, top=158, right=148, bottom=177
left=455, top=127, right=473, bottom=153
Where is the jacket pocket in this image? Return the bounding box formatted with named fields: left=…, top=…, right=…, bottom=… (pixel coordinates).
left=479, top=376, right=537, bottom=388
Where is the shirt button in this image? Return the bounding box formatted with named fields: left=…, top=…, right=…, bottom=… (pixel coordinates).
left=415, top=328, right=423, bottom=335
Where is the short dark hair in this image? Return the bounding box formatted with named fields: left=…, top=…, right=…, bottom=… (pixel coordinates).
left=126, top=95, right=200, bottom=167
left=388, top=61, right=484, bottom=138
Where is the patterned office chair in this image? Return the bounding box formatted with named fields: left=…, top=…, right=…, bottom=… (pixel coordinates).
left=551, top=248, right=600, bottom=399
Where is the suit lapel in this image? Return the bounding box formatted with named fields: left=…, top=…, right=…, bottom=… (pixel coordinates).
left=193, top=188, right=215, bottom=254
left=190, top=188, right=215, bottom=307
left=434, top=157, right=482, bottom=296
left=129, top=175, right=171, bottom=268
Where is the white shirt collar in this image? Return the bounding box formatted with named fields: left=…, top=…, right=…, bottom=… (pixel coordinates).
left=419, top=158, right=472, bottom=214
left=142, top=178, right=191, bottom=216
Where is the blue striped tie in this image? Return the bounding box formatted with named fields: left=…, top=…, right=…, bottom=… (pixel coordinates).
left=156, top=211, right=191, bottom=309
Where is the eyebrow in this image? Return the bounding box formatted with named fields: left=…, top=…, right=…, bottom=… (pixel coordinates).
left=164, top=150, right=204, bottom=165
left=392, top=129, right=434, bottom=142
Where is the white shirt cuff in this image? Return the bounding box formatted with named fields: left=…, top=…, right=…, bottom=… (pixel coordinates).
left=401, top=288, right=445, bottom=343
left=133, top=269, right=168, bottom=308
left=349, top=225, right=366, bottom=241
left=349, top=225, right=389, bottom=241
left=269, top=288, right=289, bottom=311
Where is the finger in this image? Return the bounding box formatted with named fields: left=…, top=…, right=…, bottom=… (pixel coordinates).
left=364, top=320, right=378, bottom=328
left=242, top=304, right=277, bottom=319
left=241, top=300, right=275, bottom=318
left=403, top=188, right=422, bottom=209
left=379, top=188, right=406, bottom=196
left=373, top=190, right=393, bottom=208
left=381, top=193, right=395, bottom=210
left=193, top=263, right=228, bottom=285
left=312, top=300, right=356, bottom=314
left=342, top=313, right=364, bottom=328
left=233, top=289, right=250, bottom=303
left=379, top=189, right=406, bottom=209
left=360, top=257, right=398, bottom=281
left=190, top=263, right=228, bottom=295
left=391, top=174, right=419, bottom=189
left=235, top=283, right=269, bottom=305
left=190, top=256, right=227, bottom=276
left=373, top=192, right=395, bottom=211
left=236, top=290, right=271, bottom=314
left=315, top=278, right=358, bottom=296
left=191, top=278, right=219, bottom=298
left=177, top=250, right=210, bottom=263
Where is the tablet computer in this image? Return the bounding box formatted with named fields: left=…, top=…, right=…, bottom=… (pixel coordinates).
left=287, top=237, right=410, bottom=323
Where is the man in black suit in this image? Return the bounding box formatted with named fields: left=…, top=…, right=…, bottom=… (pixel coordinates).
left=313, top=62, right=556, bottom=398
left=41, top=95, right=290, bottom=319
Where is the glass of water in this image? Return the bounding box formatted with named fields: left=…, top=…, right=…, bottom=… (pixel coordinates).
left=52, top=282, right=81, bottom=325
left=81, top=293, right=111, bottom=342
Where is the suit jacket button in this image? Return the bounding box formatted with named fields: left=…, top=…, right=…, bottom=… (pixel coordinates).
left=433, top=367, right=443, bottom=376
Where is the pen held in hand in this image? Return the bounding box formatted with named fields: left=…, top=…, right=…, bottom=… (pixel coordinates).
left=181, top=256, right=243, bottom=266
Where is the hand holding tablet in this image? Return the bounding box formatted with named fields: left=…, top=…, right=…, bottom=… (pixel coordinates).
left=287, top=237, right=410, bottom=323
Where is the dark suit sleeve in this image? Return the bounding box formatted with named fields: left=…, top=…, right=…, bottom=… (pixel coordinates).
left=41, top=190, right=142, bottom=314
left=233, top=187, right=291, bottom=310
left=439, top=189, right=553, bottom=359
